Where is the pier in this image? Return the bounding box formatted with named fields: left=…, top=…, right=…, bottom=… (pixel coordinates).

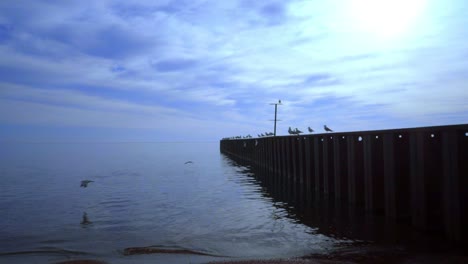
left=220, top=124, right=468, bottom=243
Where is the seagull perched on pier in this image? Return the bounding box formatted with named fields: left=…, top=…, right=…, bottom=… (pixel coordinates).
left=324, top=125, right=333, bottom=132
left=80, top=180, right=94, bottom=188
left=308, top=127, right=314, bottom=133
left=288, top=127, right=294, bottom=135
left=294, top=128, right=303, bottom=134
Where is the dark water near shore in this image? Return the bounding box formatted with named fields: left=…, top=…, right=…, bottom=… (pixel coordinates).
left=0, top=142, right=464, bottom=263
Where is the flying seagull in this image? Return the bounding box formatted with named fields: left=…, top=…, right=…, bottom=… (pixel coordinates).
left=80, top=180, right=94, bottom=188
left=308, top=127, right=314, bottom=133
left=184, top=161, right=193, bottom=164
left=324, top=125, right=333, bottom=132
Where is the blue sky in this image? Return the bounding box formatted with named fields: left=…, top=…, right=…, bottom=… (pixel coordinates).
left=0, top=0, right=467, bottom=142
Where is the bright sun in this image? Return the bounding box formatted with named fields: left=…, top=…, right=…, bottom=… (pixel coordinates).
left=348, top=0, right=426, bottom=38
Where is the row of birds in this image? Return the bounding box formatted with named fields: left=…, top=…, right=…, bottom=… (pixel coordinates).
left=223, top=125, right=334, bottom=140
left=289, top=125, right=333, bottom=135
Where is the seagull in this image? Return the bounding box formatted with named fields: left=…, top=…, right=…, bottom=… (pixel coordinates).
left=294, top=128, right=303, bottom=134
left=184, top=161, right=193, bottom=164
left=80, top=180, right=94, bottom=188
left=81, top=212, right=92, bottom=225
left=288, top=127, right=294, bottom=135
left=308, top=127, right=314, bottom=133
left=324, top=125, right=333, bottom=132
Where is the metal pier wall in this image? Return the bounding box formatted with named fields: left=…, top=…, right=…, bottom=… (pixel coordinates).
left=220, top=124, right=468, bottom=243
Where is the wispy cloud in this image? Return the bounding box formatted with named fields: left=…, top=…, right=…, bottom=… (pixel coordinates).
left=153, top=58, right=199, bottom=72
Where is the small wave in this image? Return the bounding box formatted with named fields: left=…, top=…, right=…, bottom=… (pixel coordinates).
left=0, top=248, right=88, bottom=257
left=122, top=245, right=228, bottom=258
left=54, top=260, right=108, bottom=264
left=38, top=239, right=69, bottom=245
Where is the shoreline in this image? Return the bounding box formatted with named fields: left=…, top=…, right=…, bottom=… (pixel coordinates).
left=50, top=247, right=468, bottom=264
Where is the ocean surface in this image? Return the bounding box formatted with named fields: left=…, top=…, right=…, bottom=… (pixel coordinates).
left=0, top=142, right=464, bottom=264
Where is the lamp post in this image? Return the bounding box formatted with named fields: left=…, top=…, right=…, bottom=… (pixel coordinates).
left=270, top=100, right=282, bottom=136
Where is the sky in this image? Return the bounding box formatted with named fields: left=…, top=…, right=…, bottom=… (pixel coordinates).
left=0, top=0, right=467, bottom=142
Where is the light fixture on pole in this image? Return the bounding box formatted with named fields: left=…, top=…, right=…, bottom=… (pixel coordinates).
left=269, top=100, right=282, bottom=136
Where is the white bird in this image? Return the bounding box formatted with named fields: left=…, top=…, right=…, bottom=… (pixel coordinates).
left=80, top=180, right=94, bottom=188
left=324, top=125, right=333, bottom=132
left=308, top=127, right=314, bottom=133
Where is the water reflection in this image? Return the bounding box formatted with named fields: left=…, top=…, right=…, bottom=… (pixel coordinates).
left=221, top=153, right=461, bottom=253
left=80, top=212, right=92, bottom=227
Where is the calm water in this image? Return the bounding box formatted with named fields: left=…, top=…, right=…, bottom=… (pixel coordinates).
left=0, top=142, right=351, bottom=263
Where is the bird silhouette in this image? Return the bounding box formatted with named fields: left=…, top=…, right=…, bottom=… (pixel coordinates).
left=308, top=127, right=314, bottom=133
left=324, top=125, right=333, bottom=132
left=288, top=127, right=294, bottom=135
left=81, top=212, right=92, bottom=226
left=80, top=180, right=94, bottom=188
left=184, top=161, right=193, bottom=164
left=294, top=128, right=303, bottom=134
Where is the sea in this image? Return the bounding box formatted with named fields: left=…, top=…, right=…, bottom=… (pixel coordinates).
left=0, top=142, right=465, bottom=264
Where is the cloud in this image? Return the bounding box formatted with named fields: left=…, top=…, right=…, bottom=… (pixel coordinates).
left=0, top=1, right=157, bottom=59
left=259, top=2, right=287, bottom=26
left=302, top=73, right=340, bottom=86
left=237, top=1, right=290, bottom=27
left=0, top=83, right=256, bottom=141
left=153, top=58, right=199, bottom=72
left=0, top=0, right=467, bottom=141
left=0, top=83, right=183, bottom=116
left=67, top=24, right=153, bottom=59
left=0, top=24, right=12, bottom=43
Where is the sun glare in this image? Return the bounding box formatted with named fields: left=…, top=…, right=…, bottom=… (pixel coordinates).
left=349, top=0, right=426, bottom=38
